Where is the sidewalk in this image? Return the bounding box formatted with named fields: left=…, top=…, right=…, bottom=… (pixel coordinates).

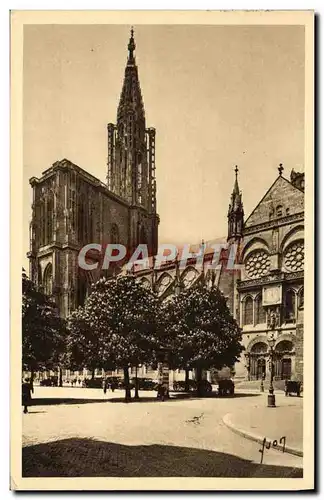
left=223, top=393, right=303, bottom=456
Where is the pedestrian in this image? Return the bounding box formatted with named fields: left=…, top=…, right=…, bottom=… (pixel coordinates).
left=157, top=385, right=165, bottom=402
left=103, top=378, right=107, bottom=394
left=22, top=378, right=32, bottom=414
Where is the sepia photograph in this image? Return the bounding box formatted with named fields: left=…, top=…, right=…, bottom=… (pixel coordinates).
left=10, top=10, right=314, bottom=491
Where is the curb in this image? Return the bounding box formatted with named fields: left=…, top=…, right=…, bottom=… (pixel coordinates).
left=222, top=413, right=303, bottom=458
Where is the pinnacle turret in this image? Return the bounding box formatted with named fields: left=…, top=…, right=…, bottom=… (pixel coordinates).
left=227, top=166, right=244, bottom=241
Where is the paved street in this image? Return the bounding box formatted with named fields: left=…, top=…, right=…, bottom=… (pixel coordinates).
left=22, top=387, right=303, bottom=477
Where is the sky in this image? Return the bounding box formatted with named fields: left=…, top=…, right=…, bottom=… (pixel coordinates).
left=23, top=24, right=305, bottom=269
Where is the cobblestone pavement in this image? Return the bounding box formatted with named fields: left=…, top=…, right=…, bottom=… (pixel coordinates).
left=22, top=387, right=303, bottom=477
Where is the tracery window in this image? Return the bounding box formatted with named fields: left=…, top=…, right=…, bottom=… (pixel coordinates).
left=255, top=294, right=266, bottom=324
left=299, top=287, right=304, bottom=309
left=284, top=240, right=304, bottom=272
left=243, top=296, right=253, bottom=325
left=46, top=192, right=54, bottom=244
left=284, top=289, right=296, bottom=322
left=43, top=263, right=53, bottom=296
left=78, top=193, right=88, bottom=243
left=245, top=250, right=270, bottom=279
left=39, top=199, right=45, bottom=247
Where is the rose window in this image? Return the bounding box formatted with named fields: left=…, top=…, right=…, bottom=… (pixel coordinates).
left=284, top=241, right=304, bottom=272
left=245, top=250, right=270, bottom=279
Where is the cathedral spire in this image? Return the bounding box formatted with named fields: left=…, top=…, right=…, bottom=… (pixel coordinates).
left=127, top=27, right=136, bottom=65
left=117, top=27, right=145, bottom=124
left=106, top=28, right=159, bottom=256
left=227, top=166, right=244, bottom=241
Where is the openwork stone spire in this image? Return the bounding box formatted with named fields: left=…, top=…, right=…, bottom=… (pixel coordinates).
left=117, top=28, right=145, bottom=125
left=107, top=27, right=157, bottom=220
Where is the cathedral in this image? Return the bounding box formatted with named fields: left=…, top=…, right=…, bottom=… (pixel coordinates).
left=27, top=29, right=159, bottom=318
left=27, top=30, right=304, bottom=383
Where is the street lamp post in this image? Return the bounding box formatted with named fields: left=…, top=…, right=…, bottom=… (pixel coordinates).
left=267, top=334, right=276, bottom=407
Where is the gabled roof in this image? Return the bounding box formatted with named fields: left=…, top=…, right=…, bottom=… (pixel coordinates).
left=244, top=174, right=304, bottom=228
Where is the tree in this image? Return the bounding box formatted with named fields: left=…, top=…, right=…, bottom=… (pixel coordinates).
left=65, top=306, right=103, bottom=379
left=161, top=284, right=243, bottom=396
left=66, top=275, right=159, bottom=401
left=22, top=270, right=67, bottom=382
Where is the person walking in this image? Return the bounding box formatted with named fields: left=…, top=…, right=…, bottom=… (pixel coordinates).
left=22, top=378, right=32, bottom=414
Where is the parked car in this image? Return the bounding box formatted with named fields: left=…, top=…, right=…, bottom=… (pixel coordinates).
left=131, top=377, right=157, bottom=391
left=285, top=380, right=302, bottom=397
left=198, top=379, right=213, bottom=393
left=173, top=379, right=212, bottom=393
left=173, top=380, right=196, bottom=392
left=105, top=376, right=122, bottom=389
left=83, top=378, right=103, bottom=389
left=40, top=376, right=58, bottom=387
left=217, top=379, right=235, bottom=397
left=119, top=379, right=135, bottom=390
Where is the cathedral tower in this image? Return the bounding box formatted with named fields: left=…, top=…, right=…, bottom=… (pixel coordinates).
left=107, top=29, right=159, bottom=255
left=28, top=28, right=159, bottom=318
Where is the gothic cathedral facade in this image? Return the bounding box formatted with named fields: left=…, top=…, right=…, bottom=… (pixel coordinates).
left=27, top=30, right=304, bottom=382
left=27, top=30, right=159, bottom=318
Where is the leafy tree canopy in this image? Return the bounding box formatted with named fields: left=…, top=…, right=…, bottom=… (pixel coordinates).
left=66, top=275, right=160, bottom=371
left=22, top=270, right=66, bottom=372
left=161, top=284, right=243, bottom=371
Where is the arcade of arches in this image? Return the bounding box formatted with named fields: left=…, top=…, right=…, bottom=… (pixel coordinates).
left=246, top=340, right=294, bottom=381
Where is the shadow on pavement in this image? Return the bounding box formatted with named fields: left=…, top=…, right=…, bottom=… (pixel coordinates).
left=29, top=398, right=109, bottom=406
left=29, top=392, right=261, bottom=406
left=22, top=438, right=303, bottom=478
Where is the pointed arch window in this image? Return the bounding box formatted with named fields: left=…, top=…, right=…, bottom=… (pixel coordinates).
left=39, top=199, right=45, bottom=247
left=78, top=193, right=88, bottom=243
left=243, top=296, right=253, bottom=325
left=43, top=264, right=53, bottom=296
left=298, top=287, right=304, bottom=309
left=46, top=191, right=54, bottom=244
left=255, top=294, right=266, bottom=324
left=284, top=289, right=296, bottom=322
left=88, top=201, right=95, bottom=241
left=138, top=224, right=147, bottom=246
left=69, top=188, right=76, bottom=231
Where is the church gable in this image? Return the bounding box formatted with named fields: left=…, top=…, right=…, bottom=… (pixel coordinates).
left=245, top=175, right=304, bottom=228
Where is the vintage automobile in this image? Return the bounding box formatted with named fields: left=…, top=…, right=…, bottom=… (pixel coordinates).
left=130, top=377, right=157, bottom=391
left=173, top=379, right=212, bottom=393
left=40, top=376, right=58, bottom=387
left=284, top=380, right=302, bottom=397
left=217, top=379, right=235, bottom=397
left=83, top=377, right=103, bottom=389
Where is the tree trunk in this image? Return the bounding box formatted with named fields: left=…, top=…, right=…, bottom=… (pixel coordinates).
left=30, top=369, right=35, bottom=394
left=134, top=366, right=140, bottom=400
left=196, top=366, right=203, bottom=397
left=91, top=369, right=95, bottom=380
left=184, top=368, right=190, bottom=392
left=123, top=366, right=132, bottom=402
left=58, top=367, right=63, bottom=387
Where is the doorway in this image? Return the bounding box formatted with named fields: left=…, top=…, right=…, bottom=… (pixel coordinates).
left=281, top=358, right=292, bottom=380
left=257, top=358, right=266, bottom=380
